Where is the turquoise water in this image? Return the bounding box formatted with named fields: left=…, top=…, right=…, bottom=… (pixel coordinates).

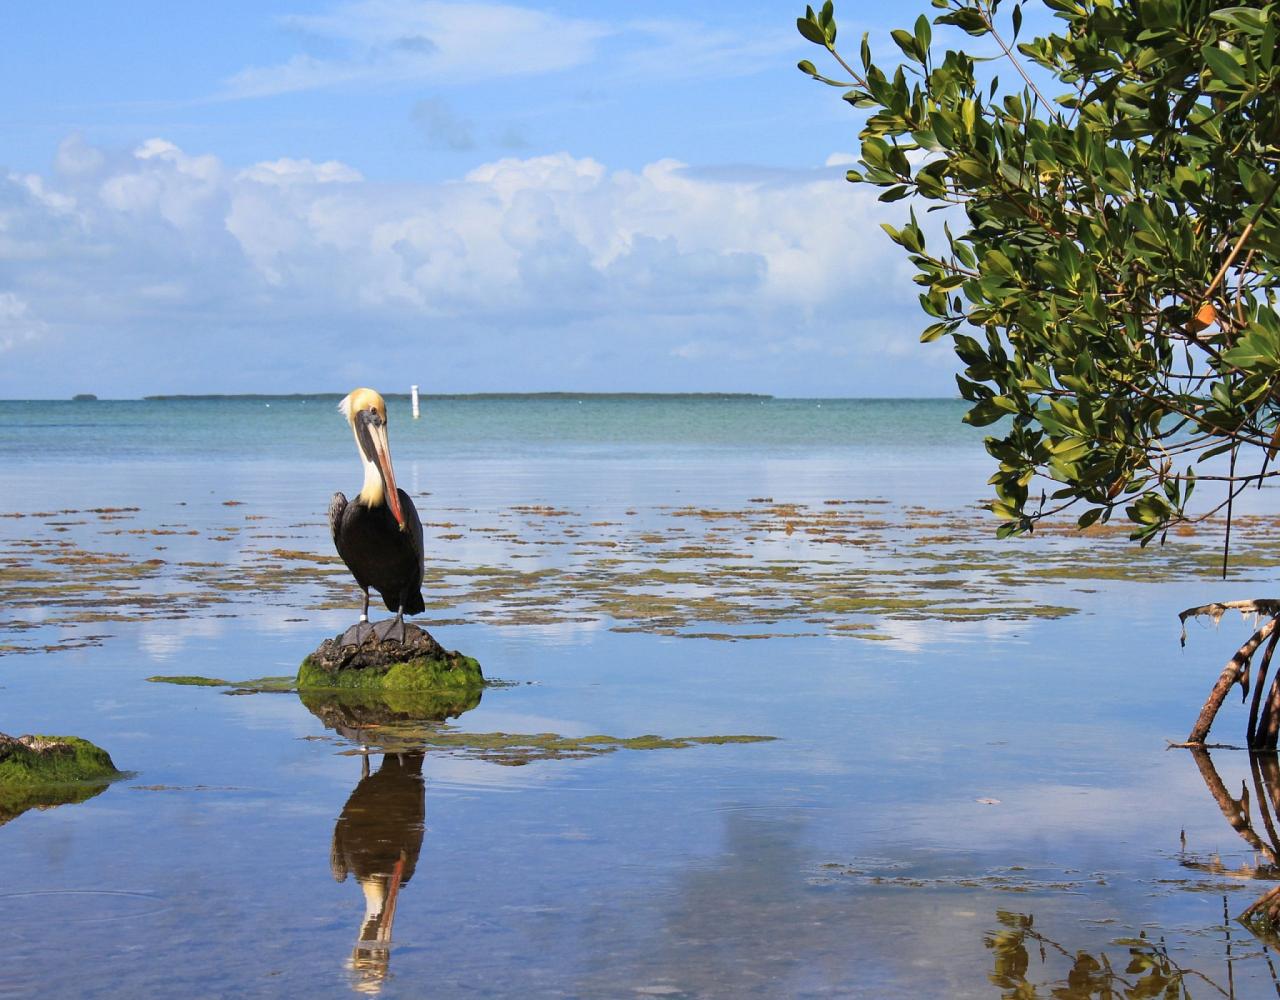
left=0, top=395, right=993, bottom=517
left=0, top=396, right=975, bottom=460
left=2, top=396, right=1280, bottom=997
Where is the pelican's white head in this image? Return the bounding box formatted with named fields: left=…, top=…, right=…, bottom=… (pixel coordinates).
left=338, top=388, right=405, bottom=528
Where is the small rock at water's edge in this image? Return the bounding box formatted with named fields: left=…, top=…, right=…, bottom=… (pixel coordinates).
left=0, top=732, right=121, bottom=788
left=298, top=622, right=483, bottom=693
left=0, top=732, right=121, bottom=827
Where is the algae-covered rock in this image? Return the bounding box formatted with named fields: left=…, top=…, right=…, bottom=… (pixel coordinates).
left=0, top=732, right=122, bottom=826
left=298, top=623, right=483, bottom=695
left=0, top=733, right=120, bottom=787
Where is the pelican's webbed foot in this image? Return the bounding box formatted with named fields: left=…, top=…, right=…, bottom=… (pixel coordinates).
left=341, top=621, right=376, bottom=646
left=370, top=616, right=408, bottom=644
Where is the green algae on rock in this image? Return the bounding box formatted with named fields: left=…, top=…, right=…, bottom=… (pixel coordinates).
left=0, top=732, right=122, bottom=826
left=297, top=622, right=483, bottom=696
left=0, top=733, right=120, bottom=787
left=296, top=654, right=482, bottom=693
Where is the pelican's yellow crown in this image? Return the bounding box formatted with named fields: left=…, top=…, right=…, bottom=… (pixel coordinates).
left=338, top=387, right=388, bottom=424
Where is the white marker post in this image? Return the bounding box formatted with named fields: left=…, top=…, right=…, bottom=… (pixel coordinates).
left=411, top=384, right=420, bottom=419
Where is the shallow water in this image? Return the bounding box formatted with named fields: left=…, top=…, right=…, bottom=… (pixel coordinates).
left=3, top=397, right=1280, bottom=998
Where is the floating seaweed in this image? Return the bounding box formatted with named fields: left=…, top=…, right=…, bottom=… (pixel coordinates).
left=6, top=497, right=1279, bottom=656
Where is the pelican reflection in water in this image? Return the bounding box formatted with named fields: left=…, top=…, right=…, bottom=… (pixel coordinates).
left=331, top=752, right=426, bottom=993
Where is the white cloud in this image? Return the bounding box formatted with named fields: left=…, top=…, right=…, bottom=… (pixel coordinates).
left=221, top=0, right=609, bottom=98
left=0, top=137, right=929, bottom=395
left=53, top=134, right=106, bottom=178
left=236, top=158, right=365, bottom=186
left=609, top=18, right=797, bottom=84
left=217, top=2, right=803, bottom=103
left=670, top=336, right=825, bottom=364
left=0, top=293, right=44, bottom=354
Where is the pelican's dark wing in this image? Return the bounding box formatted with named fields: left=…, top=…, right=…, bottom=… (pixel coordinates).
left=398, top=488, right=425, bottom=575
left=328, top=492, right=349, bottom=550
left=398, top=488, right=426, bottom=615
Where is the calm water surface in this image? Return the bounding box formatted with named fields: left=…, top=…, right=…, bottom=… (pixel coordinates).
left=2, top=397, right=1279, bottom=998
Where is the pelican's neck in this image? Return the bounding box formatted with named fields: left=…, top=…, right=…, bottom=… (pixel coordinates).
left=360, top=877, right=389, bottom=930
left=354, top=431, right=385, bottom=507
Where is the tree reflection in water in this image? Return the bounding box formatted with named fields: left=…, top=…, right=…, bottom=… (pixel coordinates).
left=303, top=691, right=1280, bottom=994
left=989, top=908, right=1255, bottom=999
left=330, top=751, right=427, bottom=995
left=984, top=909, right=1236, bottom=999
left=1185, top=748, right=1280, bottom=929
left=981, top=750, right=1280, bottom=998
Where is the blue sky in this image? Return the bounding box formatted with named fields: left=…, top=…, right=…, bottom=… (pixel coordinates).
left=0, top=1, right=1006, bottom=397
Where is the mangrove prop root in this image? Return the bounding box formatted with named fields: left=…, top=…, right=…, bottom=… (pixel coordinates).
left=1254, top=753, right=1280, bottom=851
left=1186, top=616, right=1280, bottom=745
left=1262, top=666, right=1280, bottom=752
left=1188, top=748, right=1273, bottom=857
left=1242, top=884, right=1280, bottom=923
left=1250, top=628, right=1280, bottom=748
left=1180, top=600, right=1280, bottom=646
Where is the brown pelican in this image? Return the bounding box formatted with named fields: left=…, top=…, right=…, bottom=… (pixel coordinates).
left=329, top=388, right=425, bottom=641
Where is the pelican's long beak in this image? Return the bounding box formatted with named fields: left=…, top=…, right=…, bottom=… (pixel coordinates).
left=353, top=408, right=405, bottom=530
left=368, top=422, right=406, bottom=530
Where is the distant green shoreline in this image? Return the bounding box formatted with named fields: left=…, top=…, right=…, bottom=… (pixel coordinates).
left=140, top=391, right=777, bottom=401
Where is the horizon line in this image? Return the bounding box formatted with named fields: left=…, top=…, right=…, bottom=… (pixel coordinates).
left=10, top=391, right=967, bottom=402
